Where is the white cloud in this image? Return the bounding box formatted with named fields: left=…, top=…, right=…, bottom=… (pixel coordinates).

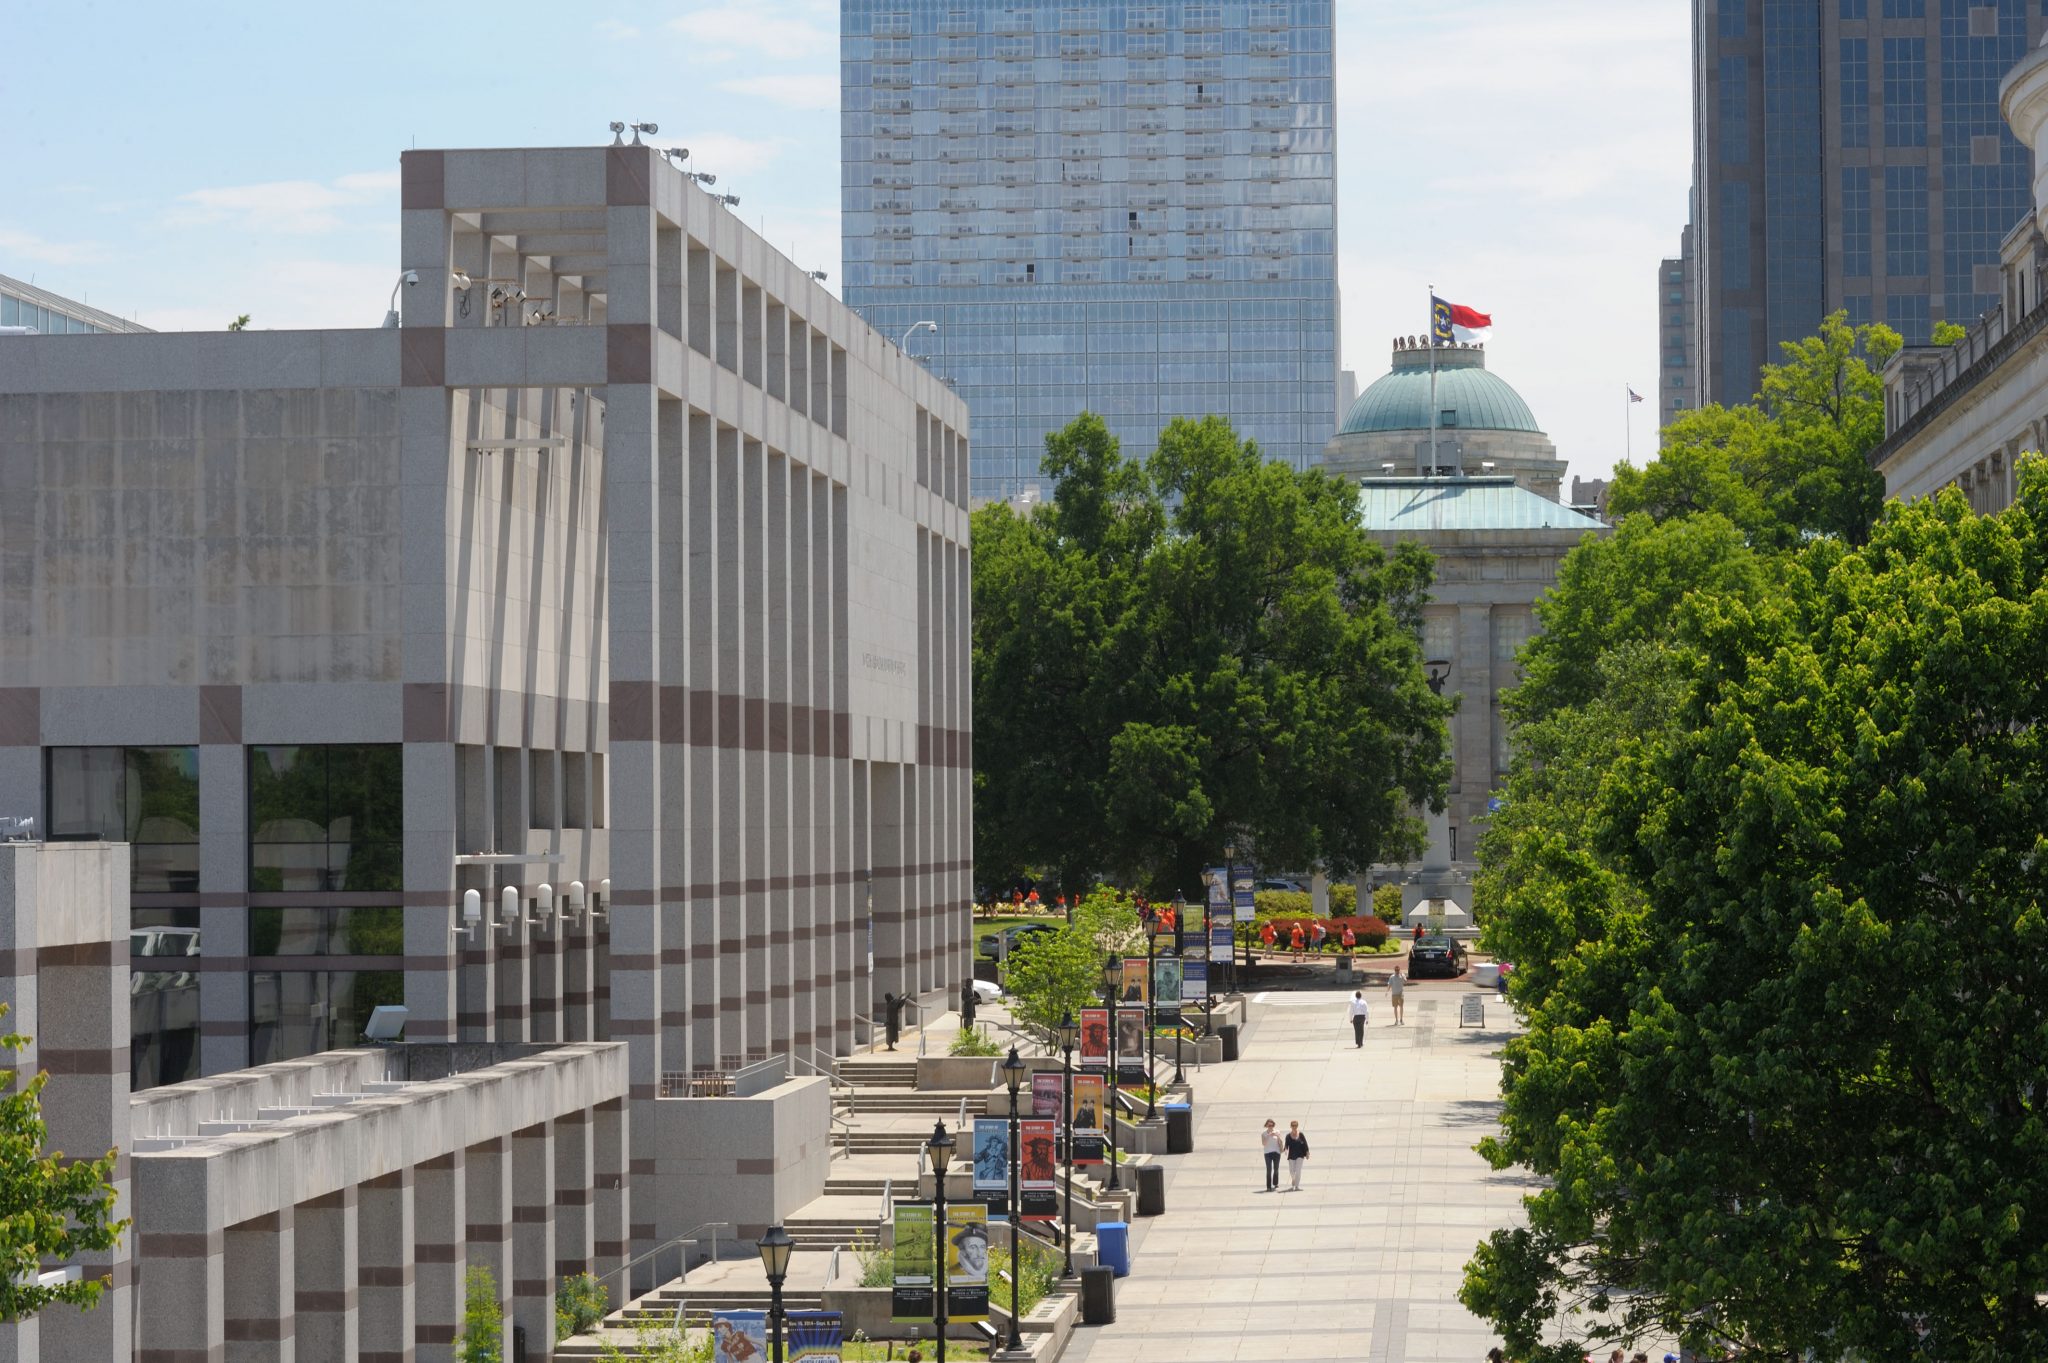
left=166, top=171, right=397, bottom=235
left=0, top=226, right=103, bottom=267
left=681, top=131, right=799, bottom=181
left=669, top=2, right=835, bottom=60
left=135, top=256, right=397, bottom=333
left=716, top=73, right=840, bottom=112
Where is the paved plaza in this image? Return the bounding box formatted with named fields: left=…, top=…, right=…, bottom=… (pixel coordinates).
left=1066, top=985, right=1527, bottom=1363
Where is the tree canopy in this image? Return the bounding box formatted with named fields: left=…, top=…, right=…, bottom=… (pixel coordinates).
left=972, top=412, right=1452, bottom=895
left=1466, top=317, right=2048, bottom=1357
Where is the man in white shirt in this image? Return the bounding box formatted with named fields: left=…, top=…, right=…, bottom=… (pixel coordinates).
left=1348, top=990, right=1371, bottom=1047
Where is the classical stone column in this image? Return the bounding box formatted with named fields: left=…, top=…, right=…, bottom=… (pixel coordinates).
left=223, top=1207, right=293, bottom=1363
left=413, top=1149, right=466, bottom=1363
left=359, top=1169, right=416, bottom=1363
left=294, top=1187, right=359, bottom=1361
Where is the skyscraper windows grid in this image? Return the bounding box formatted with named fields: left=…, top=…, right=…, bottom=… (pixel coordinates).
left=1885, top=164, right=1931, bottom=282
left=1883, top=37, right=1928, bottom=146
left=1842, top=168, right=1872, bottom=278
left=841, top=0, right=1339, bottom=502
left=1840, top=37, right=1870, bottom=149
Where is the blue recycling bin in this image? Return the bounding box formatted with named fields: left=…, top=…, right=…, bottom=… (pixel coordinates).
left=1096, top=1220, right=1131, bottom=1277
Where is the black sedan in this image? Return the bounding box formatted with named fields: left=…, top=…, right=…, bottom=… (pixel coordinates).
left=979, top=922, right=1058, bottom=961
left=1408, top=934, right=1469, bottom=979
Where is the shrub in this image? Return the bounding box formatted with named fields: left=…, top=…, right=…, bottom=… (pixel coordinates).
left=1372, top=882, right=1403, bottom=922
left=949, top=1026, right=1003, bottom=1057
left=990, top=1236, right=1062, bottom=1319
left=555, top=1272, right=608, bottom=1342
left=458, top=1265, right=503, bottom=1363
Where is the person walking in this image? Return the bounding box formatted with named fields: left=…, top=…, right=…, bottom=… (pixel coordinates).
left=1340, top=923, right=1356, bottom=952
left=1348, top=990, right=1371, bottom=1047
left=1260, top=1119, right=1282, bottom=1191
left=1311, top=920, right=1328, bottom=954
left=1387, top=964, right=1406, bottom=1025
left=1287, top=922, right=1306, bottom=960
left=1497, top=959, right=1512, bottom=1000
left=1282, top=1120, right=1309, bottom=1190
left=1259, top=920, right=1278, bottom=963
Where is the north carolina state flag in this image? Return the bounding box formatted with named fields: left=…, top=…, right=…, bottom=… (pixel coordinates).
left=1431, top=296, right=1492, bottom=343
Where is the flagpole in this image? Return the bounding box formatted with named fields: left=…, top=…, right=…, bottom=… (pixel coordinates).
left=1427, top=284, right=1439, bottom=477
left=1624, top=383, right=1631, bottom=466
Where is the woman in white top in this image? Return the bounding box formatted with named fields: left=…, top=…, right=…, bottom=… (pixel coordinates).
left=1260, top=1119, right=1282, bottom=1191
left=1387, top=965, right=1406, bottom=1025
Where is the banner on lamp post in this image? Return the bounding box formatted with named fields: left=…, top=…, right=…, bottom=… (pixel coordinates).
left=945, top=1204, right=990, bottom=1323
left=1153, top=957, right=1183, bottom=1018
left=712, top=1312, right=767, bottom=1363
left=972, top=1117, right=1009, bottom=1215
left=1184, top=958, right=1209, bottom=1001
left=1030, top=1072, right=1062, bottom=1118
left=788, top=1311, right=845, bottom=1363
left=890, top=1204, right=934, bottom=1322
left=1078, top=1008, right=1109, bottom=1068
left=1020, top=1118, right=1058, bottom=1220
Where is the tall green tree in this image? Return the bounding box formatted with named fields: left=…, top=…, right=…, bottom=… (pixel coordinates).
left=972, top=413, right=1452, bottom=894
left=1465, top=468, right=2048, bottom=1361
left=0, top=1006, right=127, bottom=1324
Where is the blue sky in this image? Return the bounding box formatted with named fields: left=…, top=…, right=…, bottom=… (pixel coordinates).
left=4, top=0, right=1688, bottom=484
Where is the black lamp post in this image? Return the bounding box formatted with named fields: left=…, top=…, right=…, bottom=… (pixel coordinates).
left=1000, top=1046, right=1027, bottom=1350
left=757, top=1224, right=794, bottom=1363
left=1143, top=920, right=1159, bottom=1118
left=1170, top=895, right=1187, bottom=1085
left=1101, top=954, right=1121, bottom=1191
left=927, top=1120, right=955, bottom=1363
left=1056, top=1011, right=1078, bottom=1277
left=1223, top=841, right=1239, bottom=994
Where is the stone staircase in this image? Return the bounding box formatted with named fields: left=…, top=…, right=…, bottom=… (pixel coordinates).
left=836, top=1056, right=918, bottom=1089
left=843, top=1088, right=990, bottom=1116
left=615, top=1282, right=829, bottom=1330
left=845, top=1127, right=942, bottom=1156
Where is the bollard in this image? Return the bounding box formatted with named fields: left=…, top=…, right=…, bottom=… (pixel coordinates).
left=1135, top=1162, right=1166, bottom=1216
left=1080, top=1264, right=1117, bottom=1324
left=1219, top=1023, right=1240, bottom=1061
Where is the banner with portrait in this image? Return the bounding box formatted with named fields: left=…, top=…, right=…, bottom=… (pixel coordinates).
left=788, top=1311, right=844, bottom=1363
left=1183, top=958, right=1209, bottom=1002
left=972, top=1117, right=1009, bottom=1213
left=1019, top=1117, right=1059, bottom=1220
left=1152, top=957, right=1183, bottom=1017
left=945, top=1204, right=990, bottom=1322
left=890, top=1204, right=934, bottom=1321
left=1030, top=1071, right=1062, bottom=1119
left=1118, top=957, right=1148, bottom=1005
left=1115, top=1006, right=1148, bottom=1085
left=1069, top=1073, right=1106, bottom=1164
left=712, top=1311, right=766, bottom=1363
left=1078, top=1007, right=1109, bottom=1068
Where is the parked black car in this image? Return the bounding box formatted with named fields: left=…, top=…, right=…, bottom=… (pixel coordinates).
left=1408, top=934, right=1469, bottom=979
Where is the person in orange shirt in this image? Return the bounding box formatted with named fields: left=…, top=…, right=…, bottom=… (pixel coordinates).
left=1340, top=923, right=1356, bottom=951
left=1288, top=922, right=1306, bottom=960
left=1259, top=920, right=1277, bottom=961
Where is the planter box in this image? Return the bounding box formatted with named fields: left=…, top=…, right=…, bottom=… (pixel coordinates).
left=917, top=1056, right=999, bottom=1090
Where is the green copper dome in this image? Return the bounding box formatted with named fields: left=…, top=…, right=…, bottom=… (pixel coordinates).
left=1339, top=346, right=1543, bottom=436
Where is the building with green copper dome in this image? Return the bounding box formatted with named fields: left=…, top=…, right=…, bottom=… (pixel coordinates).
left=1322, top=338, right=1567, bottom=502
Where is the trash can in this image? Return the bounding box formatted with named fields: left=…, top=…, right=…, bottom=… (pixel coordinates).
left=1080, top=1264, right=1117, bottom=1324
left=1219, top=1023, right=1240, bottom=1061
left=1096, top=1220, right=1131, bottom=1276
left=1135, top=1162, right=1166, bottom=1216
left=1164, top=1102, right=1193, bottom=1154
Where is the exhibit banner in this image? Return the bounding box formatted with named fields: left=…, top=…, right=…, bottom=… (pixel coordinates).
left=972, top=1117, right=1009, bottom=1193
left=1210, top=923, right=1234, bottom=964
left=1233, top=876, right=1256, bottom=922
left=1019, top=1118, right=1059, bottom=1220
left=1030, top=1072, right=1062, bottom=1119
left=788, top=1311, right=845, bottom=1363
left=1184, top=958, right=1209, bottom=1001
left=1078, top=1008, right=1109, bottom=1068
left=890, top=1204, right=934, bottom=1321
left=712, top=1312, right=766, bottom=1363
left=1153, top=958, right=1183, bottom=1016
left=946, top=1204, right=990, bottom=1322
left=1118, top=957, right=1148, bottom=1005
left=1071, top=1073, right=1104, bottom=1131
left=1115, top=1007, right=1148, bottom=1085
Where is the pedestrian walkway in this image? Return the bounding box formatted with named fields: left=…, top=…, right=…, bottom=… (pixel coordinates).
left=1063, top=990, right=1526, bottom=1363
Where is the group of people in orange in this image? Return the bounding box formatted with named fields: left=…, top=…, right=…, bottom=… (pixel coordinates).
left=1257, top=918, right=1360, bottom=960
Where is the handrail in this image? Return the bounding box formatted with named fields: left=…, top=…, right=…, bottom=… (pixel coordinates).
left=898, top=996, right=929, bottom=1056
left=790, top=1049, right=858, bottom=1118
left=977, top=1013, right=1053, bottom=1055
left=594, top=1220, right=733, bottom=1300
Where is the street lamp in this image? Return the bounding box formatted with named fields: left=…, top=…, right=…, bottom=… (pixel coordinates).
left=927, top=1121, right=955, bottom=1363
left=757, top=1224, right=794, bottom=1363
left=1101, top=954, right=1122, bottom=1191
left=1223, top=840, right=1239, bottom=994
left=1170, top=894, right=1187, bottom=1085
left=1000, top=1046, right=1028, bottom=1351
left=1143, top=917, right=1159, bottom=1118
left=1056, top=1011, right=1078, bottom=1277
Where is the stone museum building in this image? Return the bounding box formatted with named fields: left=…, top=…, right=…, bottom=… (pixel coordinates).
left=0, top=142, right=974, bottom=1357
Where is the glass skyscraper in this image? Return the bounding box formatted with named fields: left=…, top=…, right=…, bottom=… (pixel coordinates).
left=840, top=0, right=1339, bottom=503
left=1690, top=0, right=2044, bottom=406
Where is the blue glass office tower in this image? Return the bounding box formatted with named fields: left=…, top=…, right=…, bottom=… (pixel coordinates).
left=1691, top=0, right=2044, bottom=405
left=840, top=0, right=1339, bottom=503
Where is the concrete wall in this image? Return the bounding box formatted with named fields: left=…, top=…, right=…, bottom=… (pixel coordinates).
left=649, top=1076, right=832, bottom=1256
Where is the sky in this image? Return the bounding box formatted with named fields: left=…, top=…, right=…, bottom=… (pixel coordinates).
left=3, top=0, right=1691, bottom=486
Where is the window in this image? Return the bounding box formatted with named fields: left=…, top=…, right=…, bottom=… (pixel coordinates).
left=1718, top=57, right=1749, bottom=164
left=1841, top=0, right=1866, bottom=15
left=1719, top=5, right=1747, bottom=37
left=1840, top=38, right=1869, bottom=149
left=1883, top=37, right=1927, bottom=147
left=249, top=906, right=404, bottom=956
left=1719, top=181, right=1751, bottom=289
left=1842, top=167, right=1872, bottom=277
left=1886, top=292, right=1933, bottom=344
left=249, top=969, right=404, bottom=1065
left=1422, top=612, right=1455, bottom=664
left=1881, top=0, right=1922, bottom=14
left=249, top=745, right=402, bottom=892
left=131, top=905, right=201, bottom=1090
left=1885, top=165, right=1930, bottom=277
left=46, top=746, right=200, bottom=892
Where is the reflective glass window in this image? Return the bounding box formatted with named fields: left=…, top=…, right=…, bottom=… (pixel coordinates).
left=46, top=746, right=200, bottom=892
left=249, top=906, right=404, bottom=957
left=249, top=745, right=402, bottom=892
left=131, top=905, right=201, bottom=1091
left=249, top=968, right=404, bottom=1065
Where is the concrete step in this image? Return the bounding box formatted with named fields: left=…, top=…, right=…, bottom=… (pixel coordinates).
left=837, top=1060, right=919, bottom=1089
left=842, top=1091, right=993, bottom=1113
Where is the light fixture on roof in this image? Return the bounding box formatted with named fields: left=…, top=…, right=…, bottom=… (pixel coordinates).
left=1481, top=461, right=1497, bottom=472
left=689, top=171, right=717, bottom=187
left=718, top=194, right=741, bottom=208
left=1380, top=462, right=1396, bottom=474
left=809, top=270, right=829, bottom=282
left=609, top=121, right=628, bottom=145
left=630, top=120, right=659, bottom=145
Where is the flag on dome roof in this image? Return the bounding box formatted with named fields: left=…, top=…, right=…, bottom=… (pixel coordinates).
left=1431, top=295, right=1492, bottom=344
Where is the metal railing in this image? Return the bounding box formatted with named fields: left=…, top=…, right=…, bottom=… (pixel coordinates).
left=593, top=1220, right=733, bottom=1302
left=899, top=996, right=930, bottom=1056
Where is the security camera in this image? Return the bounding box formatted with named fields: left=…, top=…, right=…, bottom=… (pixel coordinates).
left=402, top=270, right=419, bottom=287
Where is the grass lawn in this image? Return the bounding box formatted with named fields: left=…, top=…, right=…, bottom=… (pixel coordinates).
left=841, top=1339, right=993, bottom=1360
